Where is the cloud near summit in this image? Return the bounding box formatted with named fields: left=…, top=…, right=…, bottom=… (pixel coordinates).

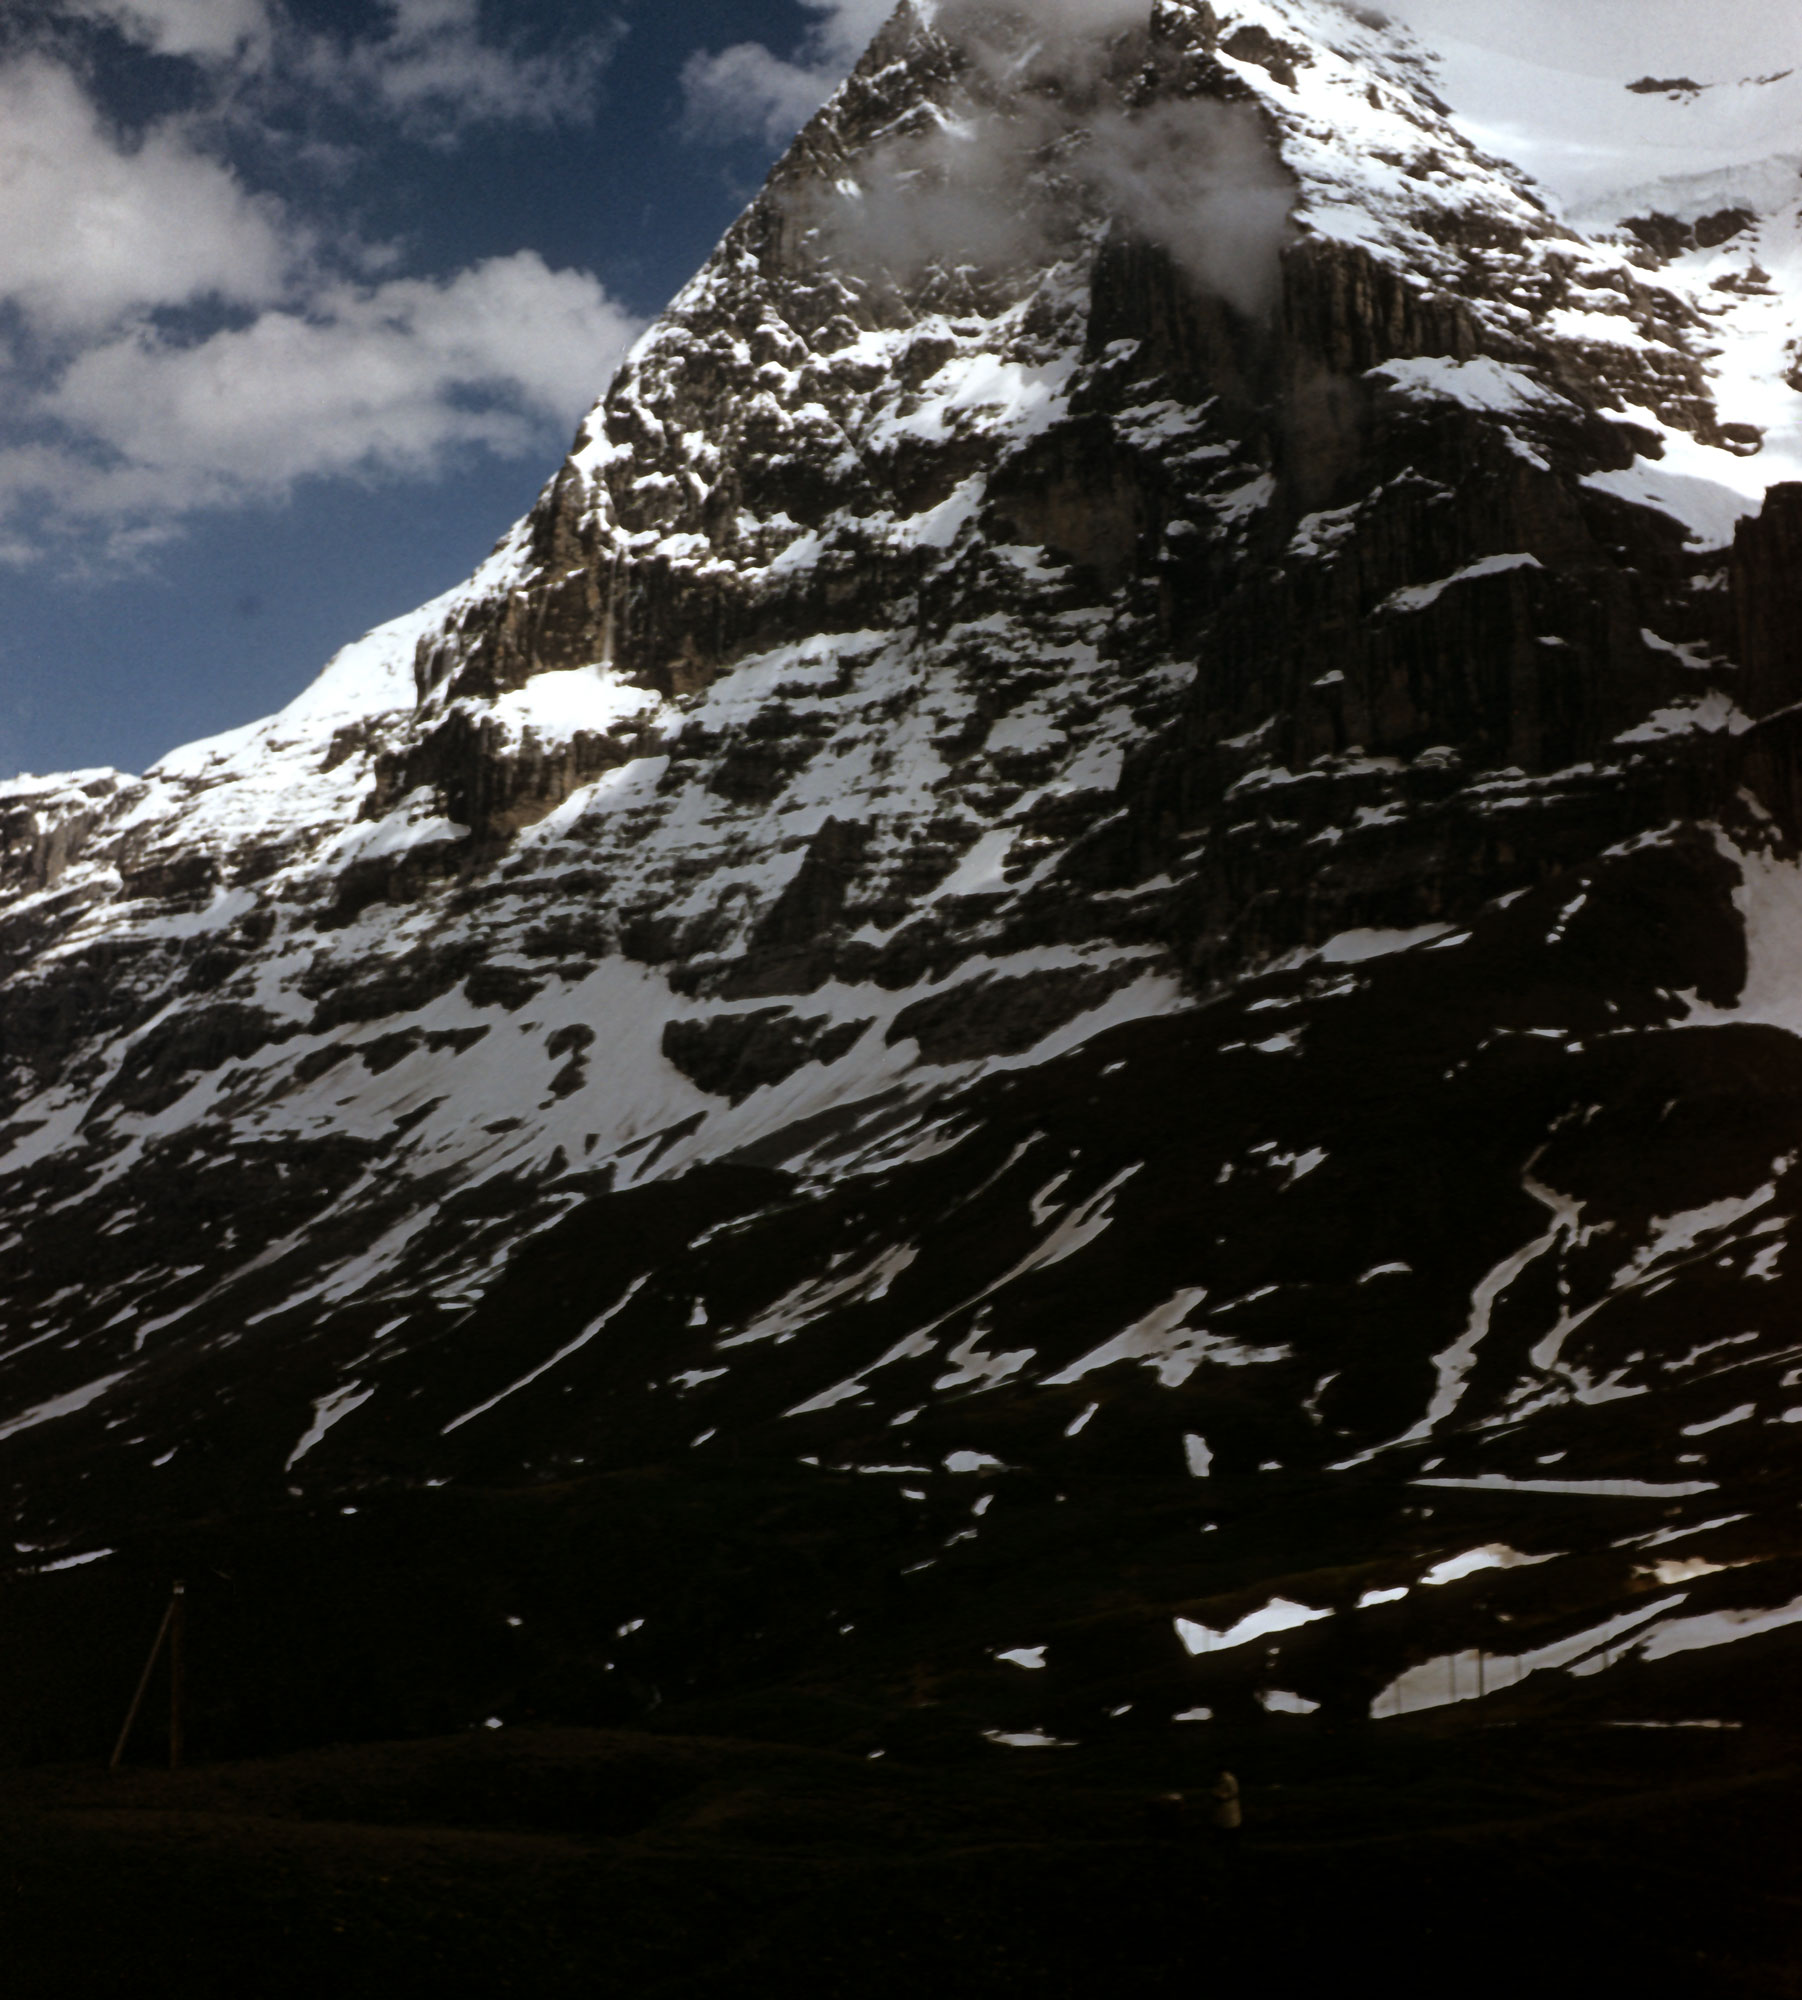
left=689, top=1, right=1294, bottom=314
left=681, top=0, right=896, bottom=147
left=680, top=0, right=1173, bottom=143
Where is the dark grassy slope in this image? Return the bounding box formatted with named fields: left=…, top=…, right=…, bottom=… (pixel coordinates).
left=5, top=1712, right=1802, bottom=1998
left=4, top=826, right=1802, bottom=1991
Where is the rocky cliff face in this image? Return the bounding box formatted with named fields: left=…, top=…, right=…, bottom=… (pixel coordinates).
left=5, top=0, right=1802, bottom=1762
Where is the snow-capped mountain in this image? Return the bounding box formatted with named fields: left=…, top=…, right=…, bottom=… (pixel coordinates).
left=6, top=0, right=1802, bottom=1754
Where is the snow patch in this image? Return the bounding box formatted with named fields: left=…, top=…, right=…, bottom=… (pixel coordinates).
left=1045, top=1287, right=1290, bottom=1389
left=1175, top=1598, right=1331, bottom=1655
left=286, top=1382, right=375, bottom=1470
left=0, top=1370, right=130, bottom=1446
left=1415, top=1475, right=1718, bottom=1497
left=442, top=1276, right=648, bottom=1433
left=1419, top=1544, right=1557, bottom=1586
left=1315, top=925, right=1455, bottom=964
left=1382, top=553, right=1543, bottom=615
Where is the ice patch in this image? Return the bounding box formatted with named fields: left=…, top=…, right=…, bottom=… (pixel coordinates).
left=719, top=1245, right=918, bottom=1350
left=934, top=1313, right=1035, bottom=1394
left=1626, top=1513, right=1751, bottom=1551
left=1586, top=459, right=1765, bottom=550
left=324, top=787, right=469, bottom=870
left=946, top=1450, right=1008, bottom=1474
left=1342, top=1160, right=1585, bottom=1463
left=928, top=829, right=1016, bottom=903
left=1642, top=1557, right=1735, bottom=1585
left=783, top=1331, right=938, bottom=1417
left=27, top=1548, right=115, bottom=1574
left=1616, top=693, right=1753, bottom=743
left=489, top=666, right=664, bottom=748
left=1369, top=355, right=1564, bottom=415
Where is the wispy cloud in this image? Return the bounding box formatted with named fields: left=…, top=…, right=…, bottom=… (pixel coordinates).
left=288, top=0, right=624, bottom=135
left=681, top=0, right=892, bottom=146
left=55, top=0, right=621, bottom=130
left=741, top=3, right=1293, bottom=315
left=55, top=0, right=274, bottom=63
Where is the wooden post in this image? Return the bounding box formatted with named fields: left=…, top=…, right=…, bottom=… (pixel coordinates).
left=110, top=1588, right=177, bottom=1774
left=168, top=1581, right=186, bottom=1772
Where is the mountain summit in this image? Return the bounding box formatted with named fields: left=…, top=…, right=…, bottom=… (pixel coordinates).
left=5, top=2, right=1802, bottom=1915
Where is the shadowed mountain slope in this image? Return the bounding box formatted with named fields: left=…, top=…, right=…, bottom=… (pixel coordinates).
left=5, top=12, right=1802, bottom=1928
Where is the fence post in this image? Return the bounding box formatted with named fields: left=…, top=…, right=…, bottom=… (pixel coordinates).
left=110, top=1587, right=177, bottom=1774
left=169, top=1581, right=186, bottom=1772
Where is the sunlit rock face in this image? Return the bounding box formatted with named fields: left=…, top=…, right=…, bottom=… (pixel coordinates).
left=5, top=0, right=1802, bottom=1756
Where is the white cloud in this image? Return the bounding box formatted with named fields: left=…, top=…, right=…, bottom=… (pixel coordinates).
left=6, top=254, right=642, bottom=558
left=0, top=42, right=643, bottom=567
left=51, top=253, right=638, bottom=487
left=682, top=0, right=893, bottom=146
left=57, top=0, right=274, bottom=62
left=0, top=55, right=291, bottom=335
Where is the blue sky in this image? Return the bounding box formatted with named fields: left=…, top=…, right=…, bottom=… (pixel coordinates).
left=0, top=0, right=889, bottom=778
